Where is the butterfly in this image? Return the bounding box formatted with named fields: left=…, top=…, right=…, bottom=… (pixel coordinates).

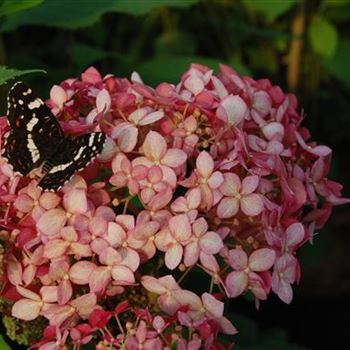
left=2, top=81, right=106, bottom=191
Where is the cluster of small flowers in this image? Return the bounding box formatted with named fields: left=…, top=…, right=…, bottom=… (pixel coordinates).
left=0, top=64, right=348, bottom=349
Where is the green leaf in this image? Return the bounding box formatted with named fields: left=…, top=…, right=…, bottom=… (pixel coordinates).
left=0, top=0, right=43, bottom=16
left=155, top=31, right=196, bottom=56
left=136, top=55, right=249, bottom=86
left=242, top=0, right=297, bottom=22
left=0, top=66, right=46, bottom=86
left=109, top=0, right=199, bottom=15
left=1, top=0, right=199, bottom=31
left=69, top=43, right=120, bottom=70
left=0, top=335, right=11, bottom=350
left=308, top=17, right=338, bottom=58
left=325, top=38, right=350, bottom=89
left=325, top=0, right=349, bottom=6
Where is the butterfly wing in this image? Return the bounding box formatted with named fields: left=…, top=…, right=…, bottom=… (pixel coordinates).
left=3, top=81, right=64, bottom=174
left=38, top=132, right=106, bottom=191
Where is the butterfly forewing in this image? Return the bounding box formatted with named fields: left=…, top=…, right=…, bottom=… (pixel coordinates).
left=38, top=132, right=106, bottom=191
left=4, top=81, right=64, bottom=174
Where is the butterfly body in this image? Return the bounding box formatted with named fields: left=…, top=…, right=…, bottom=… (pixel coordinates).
left=2, top=81, right=106, bottom=191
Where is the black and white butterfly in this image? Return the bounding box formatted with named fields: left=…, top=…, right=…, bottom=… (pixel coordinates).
left=2, top=81, right=106, bottom=191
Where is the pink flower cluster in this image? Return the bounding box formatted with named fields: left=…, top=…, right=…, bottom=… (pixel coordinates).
left=0, top=64, right=348, bottom=349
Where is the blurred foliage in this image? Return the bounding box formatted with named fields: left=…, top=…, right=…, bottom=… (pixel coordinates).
left=0, top=334, right=11, bottom=350
left=0, top=0, right=350, bottom=349
left=0, top=66, right=45, bottom=84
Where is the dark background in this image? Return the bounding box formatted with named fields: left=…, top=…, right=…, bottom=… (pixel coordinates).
left=0, top=1, right=349, bottom=349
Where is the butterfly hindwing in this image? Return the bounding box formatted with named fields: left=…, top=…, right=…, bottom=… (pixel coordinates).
left=38, top=132, right=106, bottom=191
left=4, top=81, right=64, bottom=174
left=2, top=132, right=35, bottom=175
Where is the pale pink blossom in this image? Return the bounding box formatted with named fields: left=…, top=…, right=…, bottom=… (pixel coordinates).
left=272, top=254, right=298, bottom=304
left=225, top=248, right=276, bottom=299
left=181, top=151, right=223, bottom=209
left=12, top=285, right=58, bottom=321
left=44, top=226, right=91, bottom=259
left=89, top=247, right=135, bottom=293
left=41, top=293, right=96, bottom=326
left=15, top=180, right=60, bottom=221
left=171, top=188, right=201, bottom=222
left=155, top=214, right=192, bottom=269
left=50, top=85, right=69, bottom=113
left=216, top=94, right=248, bottom=126
left=141, top=275, right=202, bottom=316
left=110, top=152, right=147, bottom=194
left=217, top=173, right=264, bottom=218
left=172, top=115, right=199, bottom=155
left=133, top=131, right=187, bottom=187
left=183, top=217, right=223, bottom=267
left=126, top=320, right=162, bottom=350
left=86, top=88, right=111, bottom=124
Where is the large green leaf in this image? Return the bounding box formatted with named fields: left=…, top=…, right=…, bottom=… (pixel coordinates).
left=325, top=38, right=350, bottom=89
left=110, top=0, right=199, bottom=15
left=308, top=17, right=338, bottom=58
left=0, top=66, right=46, bottom=86
left=0, top=0, right=43, bottom=16
left=69, top=43, right=120, bottom=70
left=0, top=0, right=199, bottom=31
left=242, top=0, right=297, bottom=22
left=0, top=335, right=11, bottom=350
left=136, top=55, right=250, bottom=86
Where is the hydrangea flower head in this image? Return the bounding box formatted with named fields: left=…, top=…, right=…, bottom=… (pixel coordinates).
left=0, top=63, right=348, bottom=349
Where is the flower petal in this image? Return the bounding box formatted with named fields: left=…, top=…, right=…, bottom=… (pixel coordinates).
left=285, top=222, right=304, bottom=247
left=240, top=193, right=264, bottom=216
left=143, top=131, right=167, bottom=162
left=111, top=265, right=135, bottom=284
left=63, top=189, right=88, bottom=214
left=12, top=299, right=41, bottom=321
left=165, top=243, right=183, bottom=270
left=200, top=231, right=223, bottom=254
left=227, top=249, right=248, bottom=270
left=161, top=149, right=187, bottom=168
left=249, top=248, right=276, bottom=271
left=202, top=292, right=224, bottom=319
left=96, top=89, right=111, bottom=113
left=169, top=214, right=191, bottom=241
left=216, top=94, right=247, bottom=126
left=196, top=151, right=213, bottom=179
left=37, top=208, right=67, bottom=236
left=241, top=175, right=259, bottom=195
left=225, top=271, right=248, bottom=298
left=184, top=241, right=200, bottom=267
left=69, top=261, right=96, bottom=285
left=217, top=197, right=239, bottom=219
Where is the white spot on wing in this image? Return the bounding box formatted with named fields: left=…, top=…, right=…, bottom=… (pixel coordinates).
left=50, top=162, right=73, bottom=173
left=88, top=134, right=95, bottom=147
left=27, top=117, right=39, bottom=131
left=74, top=147, right=85, bottom=161
left=22, top=88, right=32, bottom=96
left=28, top=98, right=44, bottom=110
left=27, top=135, right=40, bottom=163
